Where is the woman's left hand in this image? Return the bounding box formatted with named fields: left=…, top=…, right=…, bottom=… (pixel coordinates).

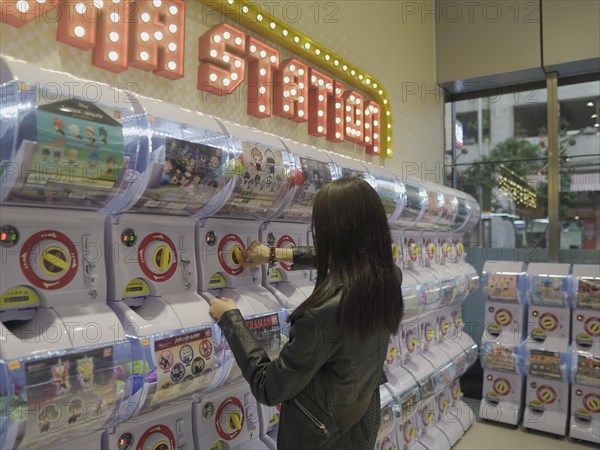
left=209, top=297, right=238, bottom=321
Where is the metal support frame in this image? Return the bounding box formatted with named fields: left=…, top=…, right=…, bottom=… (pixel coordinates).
left=546, top=72, right=560, bottom=262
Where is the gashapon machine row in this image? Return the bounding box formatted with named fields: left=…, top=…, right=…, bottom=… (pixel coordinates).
left=0, top=56, right=145, bottom=450
left=0, top=56, right=481, bottom=450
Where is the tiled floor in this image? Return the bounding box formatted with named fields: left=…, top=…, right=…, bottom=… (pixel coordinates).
left=452, top=399, right=595, bottom=450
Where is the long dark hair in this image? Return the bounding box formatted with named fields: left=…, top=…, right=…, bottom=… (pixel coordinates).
left=291, top=177, right=403, bottom=338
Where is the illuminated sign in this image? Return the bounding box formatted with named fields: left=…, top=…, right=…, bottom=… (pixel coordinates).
left=0, top=0, right=390, bottom=157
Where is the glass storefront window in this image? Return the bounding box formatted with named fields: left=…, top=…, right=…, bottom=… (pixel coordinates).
left=557, top=82, right=600, bottom=251
left=446, top=88, right=549, bottom=249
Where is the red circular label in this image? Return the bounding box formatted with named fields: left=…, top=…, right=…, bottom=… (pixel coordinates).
left=536, top=385, right=557, bottom=405
left=494, top=308, right=513, bottom=327
left=583, top=393, right=600, bottom=413
left=539, top=312, right=559, bottom=332
left=217, top=234, right=245, bottom=276
left=137, top=233, right=177, bottom=282
left=276, top=235, right=296, bottom=272
left=136, top=424, right=175, bottom=450
left=20, top=230, right=78, bottom=290
left=584, top=316, right=600, bottom=337
left=215, top=396, right=245, bottom=441
left=493, top=378, right=512, bottom=396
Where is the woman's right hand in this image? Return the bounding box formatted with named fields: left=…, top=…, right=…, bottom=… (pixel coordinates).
left=243, top=240, right=271, bottom=267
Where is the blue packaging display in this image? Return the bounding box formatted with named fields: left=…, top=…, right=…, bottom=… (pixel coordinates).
left=528, top=274, right=572, bottom=308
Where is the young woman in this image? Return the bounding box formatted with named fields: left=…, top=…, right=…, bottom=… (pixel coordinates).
left=209, top=176, right=404, bottom=450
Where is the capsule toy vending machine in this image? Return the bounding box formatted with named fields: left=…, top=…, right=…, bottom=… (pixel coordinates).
left=525, top=263, right=573, bottom=353
left=386, top=175, right=427, bottom=390
left=569, top=351, right=600, bottom=444
left=523, top=263, right=573, bottom=436
left=481, top=262, right=528, bottom=346
left=446, top=194, right=480, bottom=353
left=102, top=97, right=234, bottom=450
left=385, top=272, right=428, bottom=398
left=260, top=140, right=338, bottom=309
left=0, top=56, right=152, bottom=450
left=193, top=121, right=294, bottom=450
left=374, top=387, right=399, bottom=450
left=405, top=182, right=453, bottom=379
left=569, top=265, right=600, bottom=444
left=433, top=361, right=462, bottom=447
left=416, top=369, right=451, bottom=450
left=396, top=180, right=442, bottom=395
left=446, top=345, right=476, bottom=432
left=571, top=265, right=600, bottom=355
left=523, top=348, right=571, bottom=435
left=478, top=342, right=525, bottom=425
left=393, top=381, right=424, bottom=450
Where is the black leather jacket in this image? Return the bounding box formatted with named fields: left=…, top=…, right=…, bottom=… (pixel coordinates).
left=218, top=296, right=389, bottom=449
left=217, top=246, right=402, bottom=449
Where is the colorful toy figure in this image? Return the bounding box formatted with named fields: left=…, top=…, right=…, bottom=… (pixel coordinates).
left=68, top=124, right=83, bottom=139
left=180, top=345, right=193, bottom=364
left=68, top=399, right=83, bottom=424
left=51, top=360, right=70, bottom=393
left=37, top=410, right=51, bottom=434
left=98, top=127, right=108, bottom=144
left=53, top=117, right=65, bottom=136
left=67, top=148, right=78, bottom=165
left=250, top=146, right=263, bottom=172
left=84, top=126, right=96, bottom=143
left=77, top=357, right=94, bottom=386
left=103, top=155, right=117, bottom=178
left=265, top=149, right=276, bottom=174
left=532, top=276, right=564, bottom=305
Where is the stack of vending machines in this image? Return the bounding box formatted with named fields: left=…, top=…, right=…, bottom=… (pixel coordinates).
left=480, top=262, right=528, bottom=425
left=523, top=263, right=572, bottom=436
left=569, top=265, right=599, bottom=444
left=0, top=56, right=146, bottom=450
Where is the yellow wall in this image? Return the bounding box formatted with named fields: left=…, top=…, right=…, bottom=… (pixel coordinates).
left=0, top=1, right=443, bottom=177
